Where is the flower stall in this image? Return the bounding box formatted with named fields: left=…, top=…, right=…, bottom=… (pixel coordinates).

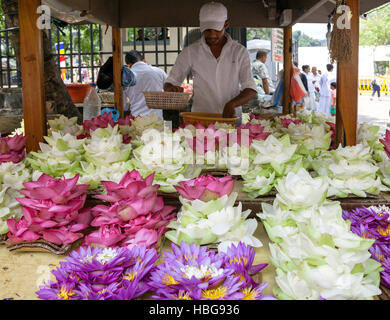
left=1, top=0, right=390, bottom=302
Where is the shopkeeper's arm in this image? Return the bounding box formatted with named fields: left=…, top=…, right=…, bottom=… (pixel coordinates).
left=164, top=48, right=190, bottom=93
left=222, top=88, right=257, bottom=118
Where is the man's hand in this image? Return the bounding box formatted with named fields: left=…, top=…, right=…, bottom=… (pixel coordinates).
left=164, top=83, right=184, bottom=92
left=222, top=102, right=236, bottom=118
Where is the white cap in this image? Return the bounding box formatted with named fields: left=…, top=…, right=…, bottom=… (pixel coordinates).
left=199, top=2, right=228, bottom=33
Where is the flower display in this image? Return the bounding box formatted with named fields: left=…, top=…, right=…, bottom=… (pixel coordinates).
left=0, top=160, right=31, bottom=191
left=257, top=168, right=382, bottom=300
left=342, top=205, right=390, bottom=288
left=312, top=144, right=389, bottom=198
left=6, top=173, right=92, bottom=245
left=147, top=241, right=275, bottom=300
left=83, top=125, right=132, bottom=168
left=0, top=186, right=24, bottom=235
left=0, top=134, right=28, bottom=164
left=166, top=175, right=262, bottom=251
left=83, top=170, right=176, bottom=250
left=36, top=245, right=159, bottom=300
left=48, top=115, right=83, bottom=137
left=27, top=132, right=86, bottom=178
left=131, top=129, right=201, bottom=193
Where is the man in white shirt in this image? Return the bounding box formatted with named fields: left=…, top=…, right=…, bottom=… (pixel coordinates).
left=318, top=64, right=334, bottom=117
left=124, top=50, right=167, bottom=119
left=164, top=1, right=257, bottom=119
left=302, top=65, right=317, bottom=111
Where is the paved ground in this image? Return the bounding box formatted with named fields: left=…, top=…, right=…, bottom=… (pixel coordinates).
left=358, top=92, right=390, bottom=133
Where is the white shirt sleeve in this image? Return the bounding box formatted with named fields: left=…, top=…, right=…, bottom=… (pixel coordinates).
left=238, top=49, right=257, bottom=92
left=165, top=47, right=191, bottom=86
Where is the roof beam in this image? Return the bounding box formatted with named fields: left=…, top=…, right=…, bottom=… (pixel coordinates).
left=290, top=0, right=331, bottom=26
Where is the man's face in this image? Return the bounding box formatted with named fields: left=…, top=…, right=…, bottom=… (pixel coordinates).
left=304, top=67, right=310, bottom=73
left=259, top=55, right=267, bottom=63
left=312, top=67, right=317, bottom=75
left=203, top=21, right=229, bottom=46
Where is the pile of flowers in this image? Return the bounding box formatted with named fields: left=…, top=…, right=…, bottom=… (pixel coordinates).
left=342, top=205, right=390, bottom=288
left=312, top=143, right=389, bottom=198
left=148, top=241, right=275, bottom=300
left=47, top=115, right=83, bottom=137
left=83, top=170, right=176, bottom=250
left=166, top=175, right=262, bottom=252
left=0, top=160, right=31, bottom=236
left=0, top=134, right=28, bottom=164
left=241, top=134, right=304, bottom=198
left=6, top=173, right=92, bottom=245
left=27, top=132, right=86, bottom=178
left=258, top=168, right=382, bottom=300
left=131, top=129, right=202, bottom=193
left=36, top=246, right=159, bottom=300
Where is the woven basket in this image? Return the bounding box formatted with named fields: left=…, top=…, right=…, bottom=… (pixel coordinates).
left=143, top=91, right=192, bottom=110
left=180, top=112, right=238, bottom=127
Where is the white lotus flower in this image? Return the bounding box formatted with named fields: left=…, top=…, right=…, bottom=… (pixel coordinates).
left=48, top=115, right=83, bottom=137
left=252, top=134, right=297, bottom=165
left=0, top=161, right=31, bottom=190
left=130, top=113, right=165, bottom=138
left=275, top=168, right=328, bottom=210
left=0, top=186, right=24, bottom=235
left=84, top=125, right=131, bottom=167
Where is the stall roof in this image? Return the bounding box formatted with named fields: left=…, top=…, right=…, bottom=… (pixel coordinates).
left=51, top=0, right=389, bottom=27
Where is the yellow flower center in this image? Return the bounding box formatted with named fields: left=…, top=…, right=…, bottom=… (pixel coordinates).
left=98, top=288, right=107, bottom=295
left=123, top=271, right=138, bottom=281
left=377, top=225, right=390, bottom=236
left=201, top=286, right=228, bottom=300
left=229, top=256, right=248, bottom=266
left=174, top=292, right=192, bottom=300
left=57, top=286, right=76, bottom=300
left=184, top=254, right=193, bottom=261
left=376, top=253, right=386, bottom=263
left=162, top=274, right=179, bottom=285
left=241, top=288, right=259, bottom=300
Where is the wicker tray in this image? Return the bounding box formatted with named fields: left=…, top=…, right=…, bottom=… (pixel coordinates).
left=144, top=91, right=192, bottom=111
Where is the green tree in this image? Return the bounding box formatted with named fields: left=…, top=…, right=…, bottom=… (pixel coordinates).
left=293, top=31, right=326, bottom=47
left=247, top=28, right=271, bottom=41
left=360, top=3, right=390, bottom=46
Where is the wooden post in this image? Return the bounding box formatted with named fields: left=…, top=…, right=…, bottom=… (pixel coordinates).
left=336, top=0, right=359, bottom=146
left=283, top=27, right=292, bottom=114
left=18, top=0, right=46, bottom=152
left=112, top=27, right=124, bottom=118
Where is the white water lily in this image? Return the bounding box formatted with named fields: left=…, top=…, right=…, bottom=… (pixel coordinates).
left=357, top=123, right=384, bottom=155
left=27, top=131, right=86, bottom=178
left=219, top=144, right=250, bottom=175
left=9, top=119, right=25, bottom=137
left=84, top=125, right=131, bottom=167
left=275, top=169, right=328, bottom=210
left=376, top=150, right=390, bottom=187
left=48, top=115, right=83, bottom=137
left=252, top=134, right=297, bottom=166
left=0, top=161, right=31, bottom=190
left=242, top=170, right=275, bottom=198
left=130, top=113, right=165, bottom=139
left=0, top=186, right=24, bottom=235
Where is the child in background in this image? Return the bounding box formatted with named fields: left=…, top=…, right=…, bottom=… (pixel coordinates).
left=330, top=82, right=337, bottom=116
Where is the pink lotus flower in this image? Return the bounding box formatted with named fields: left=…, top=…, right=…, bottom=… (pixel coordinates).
left=250, top=114, right=265, bottom=121
left=7, top=174, right=91, bottom=245
left=175, top=175, right=235, bottom=201
left=233, top=123, right=271, bottom=147
left=83, top=223, right=126, bottom=247
left=124, top=228, right=159, bottom=250
left=0, top=134, right=28, bottom=164
left=95, top=170, right=158, bottom=203
left=281, top=118, right=303, bottom=128
left=82, top=112, right=116, bottom=136
left=380, top=130, right=390, bottom=158
left=185, top=124, right=228, bottom=155
left=19, top=174, right=89, bottom=204
left=116, top=115, right=135, bottom=126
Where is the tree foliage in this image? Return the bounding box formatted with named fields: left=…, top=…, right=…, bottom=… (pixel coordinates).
left=360, top=3, right=390, bottom=46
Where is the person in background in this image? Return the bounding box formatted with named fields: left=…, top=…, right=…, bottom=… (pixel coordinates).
left=302, top=65, right=317, bottom=111
left=318, top=64, right=334, bottom=117
left=371, top=74, right=382, bottom=101
left=311, top=66, right=321, bottom=105
left=330, top=82, right=337, bottom=116
left=164, top=1, right=257, bottom=119
left=318, top=70, right=322, bottom=76
left=124, top=50, right=167, bottom=119
left=136, top=29, right=150, bottom=41
left=252, top=50, right=274, bottom=95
